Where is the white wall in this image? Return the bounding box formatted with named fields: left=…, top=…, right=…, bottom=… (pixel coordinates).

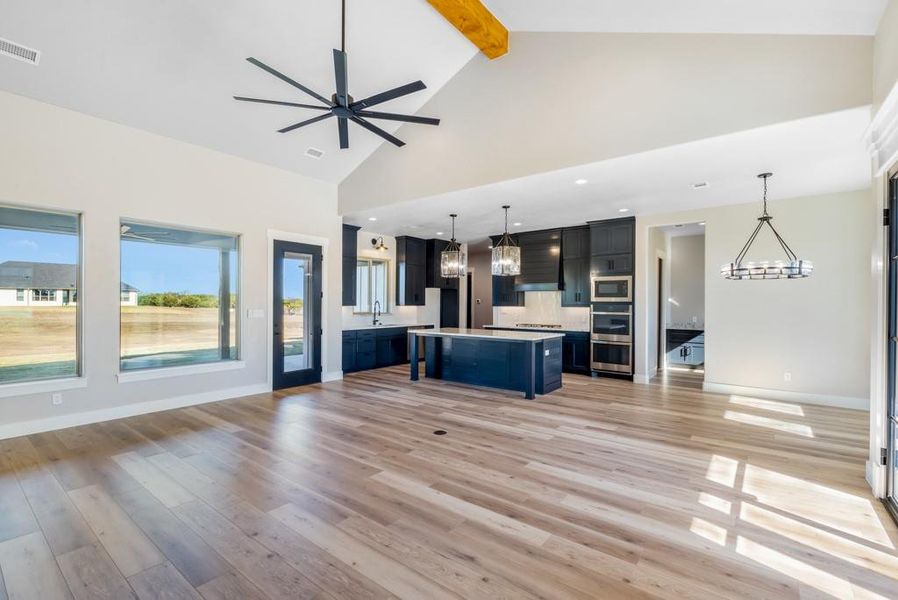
left=340, top=32, right=872, bottom=213
left=0, top=90, right=341, bottom=434
left=636, top=189, right=874, bottom=408
left=667, top=234, right=705, bottom=328
left=874, top=0, right=898, bottom=111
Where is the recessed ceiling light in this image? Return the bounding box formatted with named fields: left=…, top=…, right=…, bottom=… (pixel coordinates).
left=513, top=222, right=522, bottom=227
left=692, top=182, right=709, bottom=189
left=488, top=245, right=493, bottom=250
left=368, top=217, right=377, bottom=221
left=699, top=221, right=706, bottom=226
left=436, top=231, right=444, bottom=236
left=618, top=208, right=629, bottom=213
left=575, top=178, right=588, bottom=185
left=304, top=147, right=325, bottom=159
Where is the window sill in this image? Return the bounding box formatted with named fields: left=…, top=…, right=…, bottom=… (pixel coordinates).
left=0, top=377, right=88, bottom=399
left=117, top=360, right=246, bottom=383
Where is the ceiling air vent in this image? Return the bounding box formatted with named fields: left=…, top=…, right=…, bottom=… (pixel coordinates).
left=692, top=182, right=709, bottom=189
left=0, top=37, right=41, bottom=65
left=304, top=147, right=324, bottom=159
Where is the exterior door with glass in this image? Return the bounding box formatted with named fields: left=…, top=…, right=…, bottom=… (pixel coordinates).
left=887, top=172, right=898, bottom=522
left=273, top=240, right=322, bottom=389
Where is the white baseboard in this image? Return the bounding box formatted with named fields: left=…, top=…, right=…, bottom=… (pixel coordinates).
left=702, top=381, right=868, bottom=410
left=0, top=383, right=270, bottom=440
left=322, top=370, right=343, bottom=383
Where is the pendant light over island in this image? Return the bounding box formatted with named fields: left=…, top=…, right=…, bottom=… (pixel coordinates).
left=491, top=205, right=522, bottom=276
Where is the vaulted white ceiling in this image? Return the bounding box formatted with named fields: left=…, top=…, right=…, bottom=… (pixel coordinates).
left=343, top=108, right=872, bottom=244
left=482, top=0, right=889, bottom=35
left=0, top=0, right=476, bottom=183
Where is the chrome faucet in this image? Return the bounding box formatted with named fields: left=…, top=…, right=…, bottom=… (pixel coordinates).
left=373, top=300, right=382, bottom=326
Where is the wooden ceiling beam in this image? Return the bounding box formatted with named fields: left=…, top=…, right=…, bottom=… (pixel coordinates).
left=427, top=0, right=508, bottom=60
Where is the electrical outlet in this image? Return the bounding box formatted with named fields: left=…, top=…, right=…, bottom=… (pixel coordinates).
left=783, top=372, right=792, bottom=382
left=51, top=392, right=63, bottom=406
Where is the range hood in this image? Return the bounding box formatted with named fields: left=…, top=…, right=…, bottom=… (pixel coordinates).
left=513, top=229, right=562, bottom=292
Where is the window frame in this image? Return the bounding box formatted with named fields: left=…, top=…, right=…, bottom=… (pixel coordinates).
left=353, top=257, right=390, bottom=315
left=117, top=218, right=242, bottom=374
left=0, top=203, right=83, bottom=387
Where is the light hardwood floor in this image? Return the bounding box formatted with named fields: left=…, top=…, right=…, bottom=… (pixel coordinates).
left=0, top=366, right=896, bottom=599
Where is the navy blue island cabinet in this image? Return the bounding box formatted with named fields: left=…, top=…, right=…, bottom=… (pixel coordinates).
left=409, top=328, right=563, bottom=400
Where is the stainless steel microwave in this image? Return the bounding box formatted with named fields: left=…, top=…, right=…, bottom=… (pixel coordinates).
left=591, top=276, right=632, bottom=303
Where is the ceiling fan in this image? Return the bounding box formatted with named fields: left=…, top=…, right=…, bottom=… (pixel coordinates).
left=234, top=0, right=439, bottom=149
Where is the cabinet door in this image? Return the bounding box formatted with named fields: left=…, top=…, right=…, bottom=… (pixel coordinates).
left=591, top=221, right=633, bottom=255
left=573, top=339, right=590, bottom=372
left=592, top=253, right=633, bottom=276
left=341, top=337, right=356, bottom=373
left=563, top=227, right=589, bottom=260
left=342, top=257, right=357, bottom=306
left=562, top=257, right=590, bottom=306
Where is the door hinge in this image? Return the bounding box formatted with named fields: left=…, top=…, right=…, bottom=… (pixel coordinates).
left=882, top=447, right=889, bottom=466
left=884, top=208, right=890, bottom=227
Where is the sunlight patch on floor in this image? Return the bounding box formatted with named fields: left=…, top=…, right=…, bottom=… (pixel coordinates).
left=740, top=502, right=898, bottom=580
left=736, top=535, right=867, bottom=599
left=728, top=395, right=805, bottom=416
left=705, top=454, right=739, bottom=487
left=698, top=491, right=732, bottom=515
left=724, top=410, right=814, bottom=438
left=742, top=464, right=894, bottom=548
left=690, top=517, right=727, bottom=546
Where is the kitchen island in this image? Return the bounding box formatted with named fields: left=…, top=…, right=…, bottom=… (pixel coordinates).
left=410, top=328, right=563, bottom=399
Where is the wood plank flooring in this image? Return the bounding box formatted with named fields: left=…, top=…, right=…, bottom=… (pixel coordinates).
left=0, top=366, right=896, bottom=599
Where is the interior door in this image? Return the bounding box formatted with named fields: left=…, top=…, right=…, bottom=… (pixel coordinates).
left=273, top=240, right=322, bottom=389
left=888, top=173, right=898, bottom=520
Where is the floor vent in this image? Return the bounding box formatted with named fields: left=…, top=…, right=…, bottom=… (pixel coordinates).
left=305, top=147, right=324, bottom=159
left=0, top=37, right=40, bottom=65
left=433, top=429, right=447, bottom=436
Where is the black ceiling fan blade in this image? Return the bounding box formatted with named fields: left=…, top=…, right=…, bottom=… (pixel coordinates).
left=350, top=116, right=405, bottom=147
left=337, top=117, right=349, bottom=149
left=355, top=110, right=440, bottom=126
left=245, top=57, right=333, bottom=106
left=233, top=96, right=331, bottom=110
left=333, top=49, right=349, bottom=107
left=350, top=81, right=426, bottom=110
left=278, top=112, right=334, bottom=133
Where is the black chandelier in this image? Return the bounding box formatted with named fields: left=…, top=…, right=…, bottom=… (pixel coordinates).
left=721, top=173, right=813, bottom=280
left=440, top=214, right=466, bottom=278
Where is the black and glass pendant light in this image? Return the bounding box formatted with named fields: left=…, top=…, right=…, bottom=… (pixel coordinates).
left=721, top=173, right=813, bottom=280
left=491, top=205, right=521, bottom=276
left=440, top=214, right=467, bottom=278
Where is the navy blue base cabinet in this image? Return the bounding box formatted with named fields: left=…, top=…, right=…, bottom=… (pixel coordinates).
left=343, top=327, right=408, bottom=373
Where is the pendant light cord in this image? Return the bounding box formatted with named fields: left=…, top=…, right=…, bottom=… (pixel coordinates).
left=341, top=0, right=346, bottom=53
left=732, top=173, right=799, bottom=265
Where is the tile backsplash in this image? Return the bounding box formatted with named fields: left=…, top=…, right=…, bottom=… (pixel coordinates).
left=493, top=291, right=590, bottom=331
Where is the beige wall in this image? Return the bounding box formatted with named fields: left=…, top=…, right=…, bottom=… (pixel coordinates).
left=636, top=189, right=874, bottom=407
left=340, top=32, right=873, bottom=214
left=874, top=0, right=898, bottom=111
left=0, top=90, right=342, bottom=432
left=668, top=234, right=705, bottom=327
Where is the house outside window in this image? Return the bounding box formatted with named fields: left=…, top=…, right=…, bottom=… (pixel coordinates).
left=0, top=205, right=81, bottom=384
left=120, top=220, right=239, bottom=371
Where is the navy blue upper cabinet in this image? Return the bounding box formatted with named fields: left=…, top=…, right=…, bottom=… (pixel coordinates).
left=561, top=226, right=590, bottom=307
left=425, top=239, right=459, bottom=289
left=342, top=224, right=360, bottom=306
left=514, top=229, right=562, bottom=291
left=590, top=217, right=635, bottom=277
left=396, top=236, right=426, bottom=306
left=590, top=218, right=633, bottom=255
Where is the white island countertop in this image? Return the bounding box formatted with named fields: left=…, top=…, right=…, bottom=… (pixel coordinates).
left=343, top=323, right=435, bottom=331
left=412, top=327, right=564, bottom=341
